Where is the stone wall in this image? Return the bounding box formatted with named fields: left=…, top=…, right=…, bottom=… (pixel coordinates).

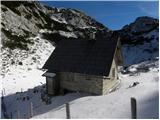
left=51, top=55, right=121, bottom=95
left=58, top=72, right=103, bottom=95
left=57, top=58, right=120, bottom=95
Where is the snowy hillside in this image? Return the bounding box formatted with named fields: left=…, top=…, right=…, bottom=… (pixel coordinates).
left=122, top=29, right=158, bottom=65
left=1, top=1, right=159, bottom=119
left=118, top=16, right=159, bottom=66
left=2, top=60, right=158, bottom=119
left=1, top=35, right=55, bottom=95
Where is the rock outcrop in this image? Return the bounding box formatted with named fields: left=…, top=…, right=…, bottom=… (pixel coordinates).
left=117, top=16, right=159, bottom=66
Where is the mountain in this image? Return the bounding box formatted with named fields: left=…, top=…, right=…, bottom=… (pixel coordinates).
left=1, top=1, right=111, bottom=79
left=1, top=1, right=158, bottom=67
left=1, top=1, right=159, bottom=94
left=1, top=1, right=110, bottom=50
left=117, top=16, right=159, bottom=66
left=1, top=1, right=159, bottom=119
left=1, top=1, right=111, bottom=95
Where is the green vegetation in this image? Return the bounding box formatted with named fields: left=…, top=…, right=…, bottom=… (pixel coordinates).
left=1, top=1, right=21, bottom=16
left=18, top=62, right=23, bottom=65
left=32, top=11, right=40, bottom=19
left=36, top=23, right=43, bottom=29
left=25, top=14, right=32, bottom=20
left=38, top=10, right=54, bottom=29
left=1, top=22, right=5, bottom=27
left=1, top=7, right=8, bottom=12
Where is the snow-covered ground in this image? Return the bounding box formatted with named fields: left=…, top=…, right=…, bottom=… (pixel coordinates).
left=1, top=59, right=159, bottom=119
left=33, top=60, right=159, bottom=119
left=1, top=35, right=55, bottom=96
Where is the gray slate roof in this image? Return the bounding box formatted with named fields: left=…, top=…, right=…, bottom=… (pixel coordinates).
left=42, top=34, right=119, bottom=76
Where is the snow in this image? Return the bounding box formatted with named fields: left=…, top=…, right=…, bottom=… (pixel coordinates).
left=1, top=3, right=159, bottom=119
left=128, top=67, right=137, bottom=72
left=79, top=26, right=97, bottom=29
left=33, top=61, right=159, bottom=119
left=39, top=29, right=52, bottom=34
left=39, top=29, right=77, bottom=38
left=1, top=34, right=55, bottom=96
left=1, top=59, right=159, bottom=119
left=122, top=37, right=158, bottom=66
left=144, top=28, right=158, bottom=38
left=58, top=30, right=77, bottom=38
left=50, top=15, right=67, bottom=24
left=1, top=26, right=159, bottom=118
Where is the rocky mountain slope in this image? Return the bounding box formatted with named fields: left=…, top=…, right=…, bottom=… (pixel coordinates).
left=1, top=1, right=109, bottom=50
left=1, top=1, right=110, bottom=80
left=1, top=1, right=159, bottom=94
left=117, top=16, right=159, bottom=66
left=1, top=1, right=110, bottom=95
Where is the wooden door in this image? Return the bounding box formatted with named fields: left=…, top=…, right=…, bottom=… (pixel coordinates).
left=46, top=76, right=60, bottom=95
left=47, top=77, right=55, bottom=95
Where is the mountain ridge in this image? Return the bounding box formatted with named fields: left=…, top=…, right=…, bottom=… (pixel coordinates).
left=1, top=1, right=110, bottom=50
left=1, top=1, right=159, bottom=76
left=117, top=16, right=159, bottom=66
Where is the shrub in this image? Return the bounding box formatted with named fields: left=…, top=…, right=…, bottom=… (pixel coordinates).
left=2, top=28, right=33, bottom=50
left=18, top=62, right=23, bottom=65
left=25, top=14, right=32, bottom=20
left=1, top=1, right=21, bottom=16
left=1, top=7, right=8, bottom=12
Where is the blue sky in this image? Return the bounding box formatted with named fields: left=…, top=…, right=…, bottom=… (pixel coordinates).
left=41, top=1, right=159, bottom=30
